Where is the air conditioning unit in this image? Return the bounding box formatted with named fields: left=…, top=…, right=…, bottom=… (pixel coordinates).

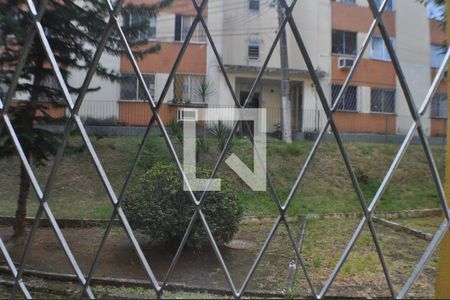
left=177, top=108, right=198, bottom=122
left=338, top=57, right=355, bottom=70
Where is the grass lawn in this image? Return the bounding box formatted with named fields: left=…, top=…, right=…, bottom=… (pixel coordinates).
left=0, top=216, right=439, bottom=298
left=0, top=134, right=445, bottom=219
left=295, top=217, right=438, bottom=298
left=395, top=216, right=445, bottom=234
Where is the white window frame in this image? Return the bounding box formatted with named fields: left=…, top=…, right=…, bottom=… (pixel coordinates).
left=431, top=44, right=446, bottom=69
left=431, top=93, right=448, bottom=118
left=248, top=40, right=260, bottom=61
left=332, top=30, right=357, bottom=56
left=128, top=13, right=157, bottom=41
left=370, top=88, right=396, bottom=114
left=371, top=36, right=395, bottom=61
left=332, top=84, right=358, bottom=112
left=120, top=73, right=156, bottom=101
left=180, top=15, right=207, bottom=44
left=174, top=74, right=206, bottom=103
left=38, top=75, right=64, bottom=101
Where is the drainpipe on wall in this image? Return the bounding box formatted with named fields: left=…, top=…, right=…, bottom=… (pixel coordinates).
left=435, top=2, right=450, bottom=298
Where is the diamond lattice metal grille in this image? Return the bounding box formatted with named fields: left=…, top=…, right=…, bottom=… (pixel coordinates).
left=0, top=0, right=449, bottom=298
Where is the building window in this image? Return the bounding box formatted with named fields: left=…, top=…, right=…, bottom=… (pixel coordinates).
left=371, top=36, right=395, bottom=61
left=428, top=1, right=445, bottom=20
left=374, top=0, right=395, bottom=11
left=249, top=0, right=260, bottom=12
left=175, top=15, right=207, bottom=43
left=248, top=40, right=260, bottom=60
left=174, top=74, right=205, bottom=103
left=371, top=88, right=395, bottom=113
left=431, top=93, right=448, bottom=118
left=126, top=13, right=157, bottom=41
left=332, top=30, right=357, bottom=56
left=336, top=0, right=356, bottom=4
left=39, top=75, right=63, bottom=101
left=120, top=73, right=155, bottom=101
left=332, top=84, right=358, bottom=111
left=431, top=44, right=446, bottom=69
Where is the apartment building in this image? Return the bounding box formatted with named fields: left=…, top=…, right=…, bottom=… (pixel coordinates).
left=49, top=0, right=447, bottom=137
left=330, top=0, right=447, bottom=136
left=206, top=0, right=448, bottom=136
left=207, top=0, right=331, bottom=133
left=117, top=0, right=208, bottom=126
left=68, top=0, right=208, bottom=126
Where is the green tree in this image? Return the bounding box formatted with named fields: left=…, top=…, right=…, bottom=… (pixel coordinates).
left=194, top=78, right=215, bottom=136
left=123, top=163, right=242, bottom=249
left=0, top=0, right=171, bottom=241
left=195, top=78, right=215, bottom=104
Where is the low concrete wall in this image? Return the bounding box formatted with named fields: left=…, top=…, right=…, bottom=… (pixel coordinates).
left=298, top=132, right=447, bottom=145
left=38, top=125, right=207, bottom=137
left=39, top=125, right=150, bottom=136
left=38, top=125, right=447, bottom=145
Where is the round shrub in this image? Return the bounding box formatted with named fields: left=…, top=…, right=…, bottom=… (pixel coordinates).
left=123, top=163, right=242, bottom=249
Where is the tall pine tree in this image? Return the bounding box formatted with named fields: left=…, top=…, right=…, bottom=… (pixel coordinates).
left=0, top=0, right=172, bottom=241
